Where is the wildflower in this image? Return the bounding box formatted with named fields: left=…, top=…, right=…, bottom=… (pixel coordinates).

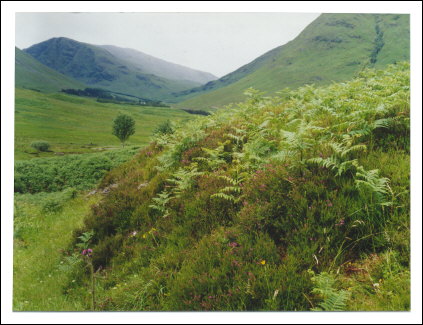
left=327, top=201, right=333, bottom=207
left=228, top=242, right=239, bottom=248
left=87, top=248, right=93, bottom=257
left=335, top=219, right=345, bottom=227
left=82, top=249, right=87, bottom=256
left=131, top=231, right=137, bottom=237
left=260, top=260, right=266, bottom=265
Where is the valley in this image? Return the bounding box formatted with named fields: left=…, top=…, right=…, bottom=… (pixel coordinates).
left=11, top=12, right=412, bottom=313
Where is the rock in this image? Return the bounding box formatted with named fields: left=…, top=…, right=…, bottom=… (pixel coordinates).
left=86, top=190, right=97, bottom=196
left=137, top=182, right=148, bottom=190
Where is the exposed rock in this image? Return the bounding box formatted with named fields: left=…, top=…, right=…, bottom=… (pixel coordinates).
left=137, top=182, right=148, bottom=190
left=86, top=190, right=97, bottom=196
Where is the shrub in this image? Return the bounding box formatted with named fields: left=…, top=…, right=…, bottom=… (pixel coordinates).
left=153, top=120, right=174, bottom=136
left=30, top=141, right=50, bottom=152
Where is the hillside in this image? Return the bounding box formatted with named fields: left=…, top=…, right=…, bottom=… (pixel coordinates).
left=175, top=13, right=409, bottom=109
left=13, top=63, right=408, bottom=311
left=23, top=37, right=204, bottom=102
left=15, top=47, right=85, bottom=92
left=14, top=88, right=192, bottom=160
left=99, top=45, right=217, bottom=84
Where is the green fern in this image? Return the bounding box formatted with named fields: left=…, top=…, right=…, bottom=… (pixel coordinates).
left=167, top=166, right=203, bottom=197
left=355, top=166, right=392, bottom=206
left=310, top=271, right=351, bottom=311
left=149, top=190, right=173, bottom=217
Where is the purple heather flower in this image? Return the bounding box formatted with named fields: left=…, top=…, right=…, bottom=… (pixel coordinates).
left=82, top=249, right=87, bottom=255
left=335, top=219, right=345, bottom=227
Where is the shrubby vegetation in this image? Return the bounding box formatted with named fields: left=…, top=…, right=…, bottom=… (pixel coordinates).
left=57, top=63, right=409, bottom=311
left=14, top=63, right=409, bottom=311
left=14, top=147, right=140, bottom=193
left=30, top=141, right=50, bottom=152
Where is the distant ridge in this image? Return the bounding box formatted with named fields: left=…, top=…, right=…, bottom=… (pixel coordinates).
left=175, top=13, right=410, bottom=109
left=23, top=37, right=215, bottom=102
left=99, top=45, right=217, bottom=84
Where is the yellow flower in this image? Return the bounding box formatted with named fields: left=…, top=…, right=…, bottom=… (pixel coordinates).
left=142, top=234, right=147, bottom=239
left=260, top=260, right=266, bottom=265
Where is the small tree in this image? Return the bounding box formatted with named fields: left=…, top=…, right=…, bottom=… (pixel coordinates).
left=112, top=113, right=135, bottom=147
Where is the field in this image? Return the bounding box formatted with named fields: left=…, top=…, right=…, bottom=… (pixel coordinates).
left=14, top=88, right=192, bottom=160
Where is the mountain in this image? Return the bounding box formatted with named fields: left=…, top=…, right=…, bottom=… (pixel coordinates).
left=15, top=47, right=85, bottom=92
left=23, top=37, right=209, bottom=102
left=175, top=13, right=410, bottom=109
left=99, top=45, right=217, bottom=84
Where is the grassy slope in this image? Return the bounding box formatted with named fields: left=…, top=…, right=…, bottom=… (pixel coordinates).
left=15, top=88, right=192, bottom=160
left=56, top=63, right=408, bottom=311
left=24, top=37, right=201, bottom=102
left=15, top=47, right=85, bottom=92
left=14, top=191, right=101, bottom=311
left=176, top=14, right=409, bottom=110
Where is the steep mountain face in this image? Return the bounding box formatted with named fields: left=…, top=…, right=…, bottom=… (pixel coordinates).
left=23, top=37, right=204, bottom=101
left=15, top=47, right=85, bottom=92
left=175, top=13, right=410, bottom=109
left=99, top=45, right=217, bottom=84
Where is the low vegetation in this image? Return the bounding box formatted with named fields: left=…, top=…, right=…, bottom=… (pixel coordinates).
left=24, top=62, right=408, bottom=311
left=14, top=147, right=141, bottom=194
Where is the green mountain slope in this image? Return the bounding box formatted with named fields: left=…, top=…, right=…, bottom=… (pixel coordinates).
left=100, top=45, right=217, bottom=84
left=24, top=37, right=202, bottom=102
left=15, top=47, right=85, bottom=92
left=176, top=13, right=409, bottom=109
left=31, top=63, right=408, bottom=311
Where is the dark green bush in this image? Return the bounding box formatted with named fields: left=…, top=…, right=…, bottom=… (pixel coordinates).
left=30, top=140, right=50, bottom=152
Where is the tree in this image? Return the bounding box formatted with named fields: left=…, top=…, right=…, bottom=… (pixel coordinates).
left=112, top=113, right=135, bottom=147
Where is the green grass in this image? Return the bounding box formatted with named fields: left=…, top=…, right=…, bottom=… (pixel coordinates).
left=15, top=88, right=192, bottom=160
left=13, top=191, right=101, bottom=311
left=175, top=13, right=409, bottom=110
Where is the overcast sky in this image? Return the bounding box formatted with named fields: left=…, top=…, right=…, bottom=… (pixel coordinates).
left=15, top=12, right=320, bottom=77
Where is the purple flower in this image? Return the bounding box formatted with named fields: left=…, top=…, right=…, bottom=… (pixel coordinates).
left=335, top=219, right=345, bottom=227
left=82, top=249, right=87, bottom=255
left=228, top=242, right=239, bottom=248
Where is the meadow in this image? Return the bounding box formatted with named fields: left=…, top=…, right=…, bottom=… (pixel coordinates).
left=14, top=88, right=191, bottom=160
left=13, top=63, right=410, bottom=311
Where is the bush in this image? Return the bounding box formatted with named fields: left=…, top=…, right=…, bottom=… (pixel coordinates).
left=153, top=120, right=174, bottom=136
left=14, top=147, right=140, bottom=193
left=31, top=141, right=50, bottom=152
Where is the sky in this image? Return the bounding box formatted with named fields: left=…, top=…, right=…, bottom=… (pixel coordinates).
left=15, top=12, right=320, bottom=77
